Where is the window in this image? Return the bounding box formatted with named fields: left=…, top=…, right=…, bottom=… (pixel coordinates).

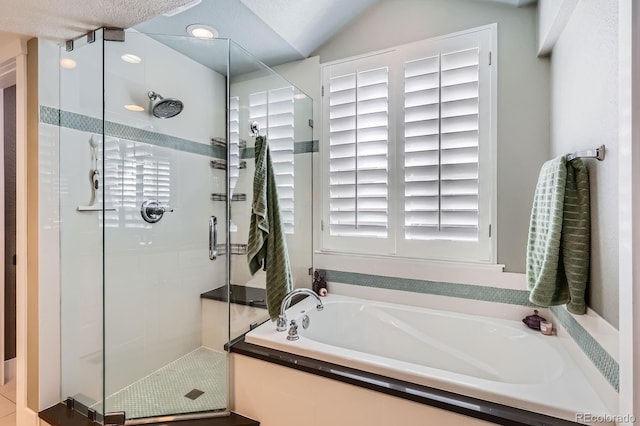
left=249, top=87, right=295, bottom=234
left=328, top=65, right=389, bottom=239
left=321, top=26, right=495, bottom=262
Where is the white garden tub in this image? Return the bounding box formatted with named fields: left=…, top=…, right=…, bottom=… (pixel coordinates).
left=245, top=294, right=613, bottom=424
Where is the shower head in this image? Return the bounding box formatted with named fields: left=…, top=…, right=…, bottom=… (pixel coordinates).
left=148, top=91, right=184, bottom=119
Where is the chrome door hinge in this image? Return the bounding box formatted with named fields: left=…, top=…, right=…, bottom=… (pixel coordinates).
left=489, top=224, right=492, bottom=237
left=104, top=28, right=125, bottom=42
left=489, top=51, right=492, bottom=66
left=321, top=220, right=324, bottom=231
left=308, top=119, right=314, bottom=128
left=321, top=85, right=325, bottom=97
left=104, top=411, right=126, bottom=425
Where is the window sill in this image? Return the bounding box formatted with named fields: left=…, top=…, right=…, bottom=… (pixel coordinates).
left=315, top=249, right=505, bottom=271
left=313, top=250, right=525, bottom=290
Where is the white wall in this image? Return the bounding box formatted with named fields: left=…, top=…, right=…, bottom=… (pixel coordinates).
left=548, top=0, right=619, bottom=328
left=313, top=0, right=550, bottom=274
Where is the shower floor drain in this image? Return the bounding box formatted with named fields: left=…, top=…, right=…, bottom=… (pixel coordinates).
left=184, top=389, right=205, bottom=400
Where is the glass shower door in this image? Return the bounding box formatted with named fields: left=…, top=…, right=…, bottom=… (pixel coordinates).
left=101, top=31, right=230, bottom=421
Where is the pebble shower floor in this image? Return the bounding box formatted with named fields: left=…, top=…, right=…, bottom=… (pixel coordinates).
left=92, top=347, right=227, bottom=419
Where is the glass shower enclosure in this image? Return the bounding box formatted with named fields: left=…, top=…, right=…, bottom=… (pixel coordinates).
left=58, top=28, right=312, bottom=423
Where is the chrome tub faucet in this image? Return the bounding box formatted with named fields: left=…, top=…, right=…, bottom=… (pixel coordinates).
left=276, top=288, right=324, bottom=332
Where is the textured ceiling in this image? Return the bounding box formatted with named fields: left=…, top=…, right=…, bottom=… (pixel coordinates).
left=0, top=0, right=194, bottom=41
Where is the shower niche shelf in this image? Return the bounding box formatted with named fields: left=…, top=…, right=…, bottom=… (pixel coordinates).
left=211, top=137, right=247, bottom=149
left=216, top=243, right=247, bottom=256
left=211, top=159, right=247, bottom=170
left=211, top=193, right=247, bottom=202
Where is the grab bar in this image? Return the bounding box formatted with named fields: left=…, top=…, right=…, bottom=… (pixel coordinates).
left=209, top=216, right=217, bottom=260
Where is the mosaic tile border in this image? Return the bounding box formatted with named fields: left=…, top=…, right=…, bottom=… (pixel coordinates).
left=324, top=269, right=619, bottom=392
left=550, top=305, right=619, bottom=391
left=239, top=140, right=318, bottom=159
left=42, top=106, right=317, bottom=160
left=323, top=269, right=535, bottom=306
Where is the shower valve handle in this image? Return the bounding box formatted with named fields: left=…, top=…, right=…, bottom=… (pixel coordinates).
left=141, top=200, right=173, bottom=224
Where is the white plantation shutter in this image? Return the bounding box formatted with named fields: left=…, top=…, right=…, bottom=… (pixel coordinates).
left=322, top=26, right=494, bottom=262
left=229, top=96, right=240, bottom=197
left=328, top=66, right=389, bottom=238
left=249, top=87, right=295, bottom=234
left=403, top=55, right=441, bottom=238
left=403, top=47, right=480, bottom=242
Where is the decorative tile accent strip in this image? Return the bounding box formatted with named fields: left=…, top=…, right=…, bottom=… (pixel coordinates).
left=240, top=140, right=318, bottom=159
left=40, top=105, right=60, bottom=126
left=105, top=121, right=224, bottom=158
left=240, top=147, right=255, bottom=159
left=41, top=106, right=225, bottom=158
left=294, top=140, right=319, bottom=154
left=42, top=105, right=318, bottom=160
left=550, top=305, right=619, bottom=392
left=323, top=270, right=534, bottom=306
left=62, top=110, right=103, bottom=134
left=324, top=268, right=619, bottom=393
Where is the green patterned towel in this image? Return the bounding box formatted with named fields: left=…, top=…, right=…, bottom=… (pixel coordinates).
left=526, top=156, right=590, bottom=314
left=247, top=136, right=293, bottom=320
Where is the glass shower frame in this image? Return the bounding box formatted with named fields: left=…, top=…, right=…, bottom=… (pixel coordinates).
left=58, top=28, right=313, bottom=424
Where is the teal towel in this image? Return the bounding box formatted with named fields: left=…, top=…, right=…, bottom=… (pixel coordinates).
left=247, top=136, right=293, bottom=320
left=526, top=156, right=590, bottom=314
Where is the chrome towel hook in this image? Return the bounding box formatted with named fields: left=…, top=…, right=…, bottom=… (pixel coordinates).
left=249, top=121, right=260, bottom=137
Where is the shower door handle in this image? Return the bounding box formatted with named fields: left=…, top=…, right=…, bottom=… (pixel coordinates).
left=209, top=216, right=217, bottom=260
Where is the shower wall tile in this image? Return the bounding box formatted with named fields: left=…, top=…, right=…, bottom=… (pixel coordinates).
left=229, top=72, right=314, bottom=298
left=104, top=31, right=226, bottom=148
left=38, top=122, right=62, bottom=410
left=59, top=127, right=104, bottom=406
left=102, top=142, right=227, bottom=395
left=50, top=31, right=230, bottom=404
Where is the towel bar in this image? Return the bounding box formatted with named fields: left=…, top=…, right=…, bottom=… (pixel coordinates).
left=566, top=144, right=605, bottom=162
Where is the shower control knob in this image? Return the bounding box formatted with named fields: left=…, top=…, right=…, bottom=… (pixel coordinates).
left=141, top=200, right=173, bottom=224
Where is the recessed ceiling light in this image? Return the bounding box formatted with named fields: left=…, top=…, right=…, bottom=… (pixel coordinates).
left=60, top=58, right=77, bottom=69
left=186, top=24, right=218, bottom=39
left=124, top=104, right=145, bottom=112
left=294, top=93, right=307, bottom=100
left=121, top=54, right=142, bottom=64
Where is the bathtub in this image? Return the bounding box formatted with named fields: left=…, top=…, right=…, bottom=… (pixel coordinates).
left=245, top=294, right=613, bottom=424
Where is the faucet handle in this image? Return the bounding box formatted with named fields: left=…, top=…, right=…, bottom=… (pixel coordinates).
left=276, top=315, right=288, bottom=332
left=286, top=320, right=299, bottom=341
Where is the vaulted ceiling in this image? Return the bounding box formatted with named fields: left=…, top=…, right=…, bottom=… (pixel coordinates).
left=0, top=0, right=536, bottom=67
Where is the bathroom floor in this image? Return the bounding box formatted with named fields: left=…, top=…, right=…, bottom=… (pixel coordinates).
left=94, top=347, right=227, bottom=420
left=0, top=380, right=16, bottom=426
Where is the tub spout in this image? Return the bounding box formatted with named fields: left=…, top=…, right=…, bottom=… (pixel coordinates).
left=276, top=288, right=323, bottom=332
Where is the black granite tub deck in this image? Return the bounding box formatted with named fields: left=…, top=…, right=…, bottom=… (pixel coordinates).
left=230, top=338, right=585, bottom=426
